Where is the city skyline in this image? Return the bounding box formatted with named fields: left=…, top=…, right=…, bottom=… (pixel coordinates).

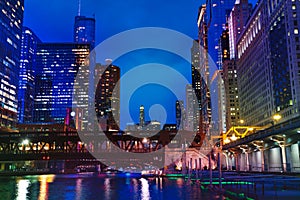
left=22, top=0, right=258, bottom=127
left=1, top=1, right=300, bottom=199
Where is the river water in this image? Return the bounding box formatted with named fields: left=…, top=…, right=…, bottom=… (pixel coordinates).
left=0, top=174, right=225, bottom=200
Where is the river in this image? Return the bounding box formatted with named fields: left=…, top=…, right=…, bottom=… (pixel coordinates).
left=0, top=173, right=225, bottom=200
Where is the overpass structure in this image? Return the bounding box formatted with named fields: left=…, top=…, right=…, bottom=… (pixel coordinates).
left=222, top=116, right=300, bottom=173
left=0, top=129, right=208, bottom=172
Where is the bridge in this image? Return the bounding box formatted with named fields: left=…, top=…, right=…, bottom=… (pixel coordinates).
left=1, top=116, right=299, bottom=174
left=222, top=116, right=300, bottom=173
left=0, top=129, right=199, bottom=172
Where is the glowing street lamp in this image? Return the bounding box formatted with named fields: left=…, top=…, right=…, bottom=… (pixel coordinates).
left=224, top=137, right=231, bottom=144
left=142, top=138, right=148, bottom=144
left=22, top=139, right=29, bottom=145
left=230, top=134, right=238, bottom=141
left=273, top=114, right=282, bottom=121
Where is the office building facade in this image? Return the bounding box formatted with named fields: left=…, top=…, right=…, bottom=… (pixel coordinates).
left=34, top=43, right=90, bottom=124
left=18, top=27, right=41, bottom=123
left=237, top=0, right=300, bottom=126
left=0, top=0, right=24, bottom=129
left=228, top=0, right=252, bottom=59
left=206, top=0, right=236, bottom=69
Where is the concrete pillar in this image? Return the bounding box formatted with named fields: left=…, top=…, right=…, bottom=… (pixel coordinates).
left=199, top=158, right=202, bottom=170
left=260, top=148, right=265, bottom=172
left=280, top=145, right=287, bottom=172
left=246, top=152, right=250, bottom=171
left=290, top=143, right=300, bottom=172
left=223, top=153, right=229, bottom=170
left=235, top=154, right=239, bottom=171
left=182, top=152, right=186, bottom=176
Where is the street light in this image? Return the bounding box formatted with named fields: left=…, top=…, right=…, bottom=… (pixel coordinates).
left=142, top=138, right=148, bottom=144
left=273, top=114, right=282, bottom=121
left=22, top=139, right=29, bottom=145
left=230, top=134, right=238, bottom=141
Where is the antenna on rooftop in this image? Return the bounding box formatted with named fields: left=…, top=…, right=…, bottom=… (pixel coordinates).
left=78, top=0, right=81, bottom=16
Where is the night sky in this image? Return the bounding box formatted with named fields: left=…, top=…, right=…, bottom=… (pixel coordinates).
left=23, top=0, right=257, bottom=128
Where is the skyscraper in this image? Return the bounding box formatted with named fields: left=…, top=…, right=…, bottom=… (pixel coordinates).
left=222, top=59, right=240, bottom=129
left=18, top=27, right=41, bottom=124
left=220, top=24, right=241, bottom=129
left=206, top=0, right=236, bottom=69
left=139, top=105, right=145, bottom=128
left=185, top=84, right=195, bottom=131
left=175, top=100, right=185, bottom=130
left=95, top=63, right=120, bottom=131
left=194, top=6, right=212, bottom=146
left=73, top=2, right=96, bottom=130
left=34, top=43, right=90, bottom=124
left=237, top=0, right=300, bottom=126
left=74, top=16, right=96, bottom=49
left=228, top=0, right=252, bottom=59
left=0, top=0, right=24, bottom=129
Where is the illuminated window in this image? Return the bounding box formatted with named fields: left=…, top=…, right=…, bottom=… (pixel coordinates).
left=295, top=29, right=299, bottom=35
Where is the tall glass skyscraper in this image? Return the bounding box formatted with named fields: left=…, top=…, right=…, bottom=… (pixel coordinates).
left=34, top=43, right=90, bottom=124
left=206, top=0, right=236, bottom=69
left=18, top=27, right=41, bottom=123
left=0, top=0, right=24, bottom=129
left=73, top=11, right=96, bottom=130
left=74, top=16, right=96, bottom=49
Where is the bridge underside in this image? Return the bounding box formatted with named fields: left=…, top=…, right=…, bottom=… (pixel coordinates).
left=222, top=117, right=300, bottom=173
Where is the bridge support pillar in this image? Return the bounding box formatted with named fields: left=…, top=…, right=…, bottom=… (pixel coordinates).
left=246, top=152, right=250, bottom=171
left=260, top=148, right=265, bottom=172
left=223, top=152, right=231, bottom=170
left=280, top=145, right=287, bottom=172
left=235, top=153, right=240, bottom=171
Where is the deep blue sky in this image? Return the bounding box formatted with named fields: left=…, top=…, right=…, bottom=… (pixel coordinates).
left=23, top=0, right=257, bottom=128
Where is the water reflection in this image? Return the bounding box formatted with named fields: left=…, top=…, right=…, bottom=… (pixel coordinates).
left=16, top=179, right=30, bottom=200
left=75, top=178, right=82, bottom=200
left=140, top=178, right=150, bottom=200
left=104, top=178, right=110, bottom=200
left=38, top=175, right=55, bottom=200
left=0, top=174, right=228, bottom=199
left=132, top=178, right=138, bottom=195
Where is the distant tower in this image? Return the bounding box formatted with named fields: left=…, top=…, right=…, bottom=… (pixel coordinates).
left=175, top=100, right=185, bottom=130
left=74, top=0, right=96, bottom=49
left=139, top=105, right=145, bottom=127
left=185, top=84, right=195, bottom=131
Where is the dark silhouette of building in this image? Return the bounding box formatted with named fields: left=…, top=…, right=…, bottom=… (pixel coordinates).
left=175, top=100, right=185, bottom=130
left=95, top=63, right=120, bottom=131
